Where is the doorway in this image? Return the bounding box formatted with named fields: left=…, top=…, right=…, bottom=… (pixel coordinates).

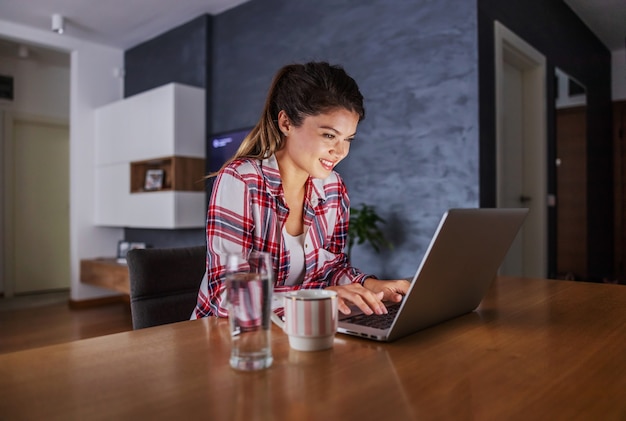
left=494, top=22, right=547, bottom=278
left=3, top=116, right=70, bottom=294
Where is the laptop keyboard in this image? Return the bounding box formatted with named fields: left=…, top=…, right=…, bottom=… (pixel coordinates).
left=342, top=303, right=401, bottom=330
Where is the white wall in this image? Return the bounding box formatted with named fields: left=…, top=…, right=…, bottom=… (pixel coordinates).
left=0, top=56, right=70, bottom=120
left=613, top=48, right=626, bottom=101
left=555, top=67, right=587, bottom=109
left=0, top=54, right=70, bottom=294
left=0, top=19, right=126, bottom=301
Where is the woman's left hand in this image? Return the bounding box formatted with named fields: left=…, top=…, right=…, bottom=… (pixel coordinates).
left=363, top=278, right=410, bottom=303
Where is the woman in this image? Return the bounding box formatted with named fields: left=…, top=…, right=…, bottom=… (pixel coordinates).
left=192, top=62, right=409, bottom=319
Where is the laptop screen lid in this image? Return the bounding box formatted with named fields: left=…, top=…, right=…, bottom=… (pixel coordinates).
left=338, top=208, right=529, bottom=342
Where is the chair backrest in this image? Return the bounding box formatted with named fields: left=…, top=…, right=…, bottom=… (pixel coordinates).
left=127, top=245, right=205, bottom=329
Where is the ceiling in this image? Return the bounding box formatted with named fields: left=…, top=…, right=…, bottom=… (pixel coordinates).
left=0, top=0, right=624, bottom=65
left=0, top=0, right=250, bottom=50
left=564, top=0, right=626, bottom=51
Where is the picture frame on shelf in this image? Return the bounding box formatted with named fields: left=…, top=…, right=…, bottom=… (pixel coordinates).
left=117, top=241, right=130, bottom=264
left=117, top=241, right=148, bottom=264
left=144, top=169, right=164, bottom=191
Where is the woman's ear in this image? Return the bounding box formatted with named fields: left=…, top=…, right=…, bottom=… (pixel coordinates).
left=277, top=110, right=291, bottom=136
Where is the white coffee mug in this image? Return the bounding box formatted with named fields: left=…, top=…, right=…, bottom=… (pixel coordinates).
left=271, top=290, right=338, bottom=351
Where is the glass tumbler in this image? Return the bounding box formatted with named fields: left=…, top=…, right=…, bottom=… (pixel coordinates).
left=225, top=251, right=273, bottom=370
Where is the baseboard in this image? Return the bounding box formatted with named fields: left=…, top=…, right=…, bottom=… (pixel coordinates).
left=69, top=294, right=129, bottom=309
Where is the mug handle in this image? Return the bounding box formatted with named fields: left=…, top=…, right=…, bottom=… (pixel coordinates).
left=270, top=312, right=284, bottom=329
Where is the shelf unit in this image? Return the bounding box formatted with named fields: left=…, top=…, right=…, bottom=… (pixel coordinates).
left=130, top=156, right=205, bottom=193
left=94, top=83, right=206, bottom=229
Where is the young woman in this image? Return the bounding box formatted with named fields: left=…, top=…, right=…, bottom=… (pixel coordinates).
left=192, top=62, right=409, bottom=319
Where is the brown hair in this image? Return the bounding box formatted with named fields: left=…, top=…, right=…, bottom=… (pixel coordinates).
left=209, top=62, right=365, bottom=177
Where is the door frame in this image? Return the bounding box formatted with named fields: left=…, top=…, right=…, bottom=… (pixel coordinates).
left=494, top=21, right=548, bottom=278
left=1, top=109, right=15, bottom=297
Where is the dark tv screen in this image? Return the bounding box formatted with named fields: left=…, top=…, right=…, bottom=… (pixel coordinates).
left=205, top=128, right=251, bottom=198
left=207, top=128, right=251, bottom=173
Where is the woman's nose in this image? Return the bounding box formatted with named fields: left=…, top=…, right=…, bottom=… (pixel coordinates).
left=332, top=140, right=349, bottom=158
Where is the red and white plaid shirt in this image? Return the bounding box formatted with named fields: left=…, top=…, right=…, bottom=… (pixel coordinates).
left=192, top=154, right=371, bottom=318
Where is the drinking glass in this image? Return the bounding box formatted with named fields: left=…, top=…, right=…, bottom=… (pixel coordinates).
left=225, top=251, right=273, bottom=370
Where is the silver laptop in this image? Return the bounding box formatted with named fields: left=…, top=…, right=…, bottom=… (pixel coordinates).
left=338, top=208, right=529, bottom=342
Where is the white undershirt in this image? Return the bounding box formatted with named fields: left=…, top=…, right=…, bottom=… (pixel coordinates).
left=283, top=227, right=306, bottom=286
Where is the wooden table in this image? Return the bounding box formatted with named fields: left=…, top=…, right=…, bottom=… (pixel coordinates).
left=1, top=276, right=625, bottom=420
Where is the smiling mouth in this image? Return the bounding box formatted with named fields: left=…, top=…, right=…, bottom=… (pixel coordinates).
left=320, top=159, right=335, bottom=170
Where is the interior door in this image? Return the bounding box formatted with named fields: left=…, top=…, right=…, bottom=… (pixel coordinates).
left=556, top=106, right=587, bottom=279
left=498, top=62, right=525, bottom=276
left=12, top=118, right=70, bottom=293
left=495, top=22, right=547, bottom=278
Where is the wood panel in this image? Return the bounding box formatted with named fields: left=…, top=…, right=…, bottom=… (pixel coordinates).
left=130, top=156, right=205, bottom=192
left=556, top=106, right=587, bottom=279
left=172, top=156, right=206, bottom=191
left=80, top=258, right=130, bottom=295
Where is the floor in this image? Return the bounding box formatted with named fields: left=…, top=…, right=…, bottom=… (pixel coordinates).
left=0, top=290, right=134, bottom=354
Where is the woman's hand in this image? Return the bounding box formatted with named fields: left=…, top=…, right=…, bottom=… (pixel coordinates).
left=363, top=278, right=411, bottom=304
left=325, top=283, right=387, bottom=316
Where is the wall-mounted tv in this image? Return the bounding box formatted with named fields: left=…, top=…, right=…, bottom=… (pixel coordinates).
left=205, top=127, right=251, bottom=195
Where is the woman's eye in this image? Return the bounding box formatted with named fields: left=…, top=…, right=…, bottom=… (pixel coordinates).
left=323, top=133, right=335, bottom=140
left=345, top=137, right=355, bottom=143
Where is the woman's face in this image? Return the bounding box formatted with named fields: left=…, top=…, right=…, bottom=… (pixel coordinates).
left=276, top=108, right=359, bottom=180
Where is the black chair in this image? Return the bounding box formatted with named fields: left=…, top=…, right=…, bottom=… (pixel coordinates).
left=126, top=245, right=206, bottom=329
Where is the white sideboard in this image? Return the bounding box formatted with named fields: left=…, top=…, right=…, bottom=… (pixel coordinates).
left=94, top=83, right=206, bottom=229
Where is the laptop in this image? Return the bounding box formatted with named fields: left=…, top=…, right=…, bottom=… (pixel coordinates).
left=338, top=207, right=529, bottom=342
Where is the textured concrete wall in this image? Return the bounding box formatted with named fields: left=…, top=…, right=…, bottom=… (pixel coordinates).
left=213, top=0, right=479, bottom=278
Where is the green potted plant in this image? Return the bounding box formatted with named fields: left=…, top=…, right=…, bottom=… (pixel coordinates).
left=347, top=203, right=393, bottom=260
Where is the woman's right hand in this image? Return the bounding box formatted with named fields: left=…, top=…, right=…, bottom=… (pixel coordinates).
left=325, top=283, right=387, bottom=316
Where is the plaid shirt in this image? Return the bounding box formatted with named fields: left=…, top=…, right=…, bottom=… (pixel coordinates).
left=192, top=154, right=371, bottom=318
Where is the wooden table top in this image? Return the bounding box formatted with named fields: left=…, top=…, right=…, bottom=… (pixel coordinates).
left=1, top=276, right=625, bottom=420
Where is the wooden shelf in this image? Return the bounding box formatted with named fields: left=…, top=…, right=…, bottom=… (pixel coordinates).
left=80, top=258, right=130, bottom=295
left=130, top=156, right=205, bottom=193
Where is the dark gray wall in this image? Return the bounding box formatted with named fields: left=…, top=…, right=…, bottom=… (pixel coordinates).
left=212, top=0, right=479, bottom=278
left=122, top=15, right=211, bottom=248
left=478, top=0, right=613, bottom=280
left=124, top=15, right=211, bottom=97
left=115, top=0, right=613, bottom=280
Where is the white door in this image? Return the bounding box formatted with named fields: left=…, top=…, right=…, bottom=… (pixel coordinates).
left=499, top=61, right=525, bottom=276
left=12, top=118, right=70, bottom=293
left=495, top=22, right=547, bottom=278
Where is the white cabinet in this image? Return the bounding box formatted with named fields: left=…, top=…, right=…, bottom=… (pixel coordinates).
left=94, top=83, right=206, bottom=229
